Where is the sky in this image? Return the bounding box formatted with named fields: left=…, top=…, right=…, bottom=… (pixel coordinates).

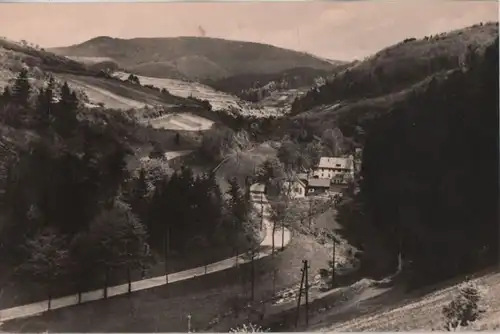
left=0, top=1, right=498, bottom=61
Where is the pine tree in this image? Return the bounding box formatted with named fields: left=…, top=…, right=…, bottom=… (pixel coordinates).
left=54, top=82, right=79, bottom=136
left=1, top=86, right=12, bottom=103
left=226, top=178, right=249, bottom=244
left=130, top=168, right=149, bottom=220
left=35, top=82, right=54, bottom=129
left=229, top=323, right=268, bottom=333
left=443, top=279, right=486, bottom=330
left=11, top=68, right=31, bottom=107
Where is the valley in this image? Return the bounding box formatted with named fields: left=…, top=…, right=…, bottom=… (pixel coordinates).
left=0, top=7, right=498, bottom=333
left=112, top=71, right=295, bottom=118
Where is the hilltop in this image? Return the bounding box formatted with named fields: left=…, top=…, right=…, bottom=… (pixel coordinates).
left=0, top=38, right=91, bottom=77
left=49, top=36, right=339, bottom=81
left=291, top=22, right=498, bottom=115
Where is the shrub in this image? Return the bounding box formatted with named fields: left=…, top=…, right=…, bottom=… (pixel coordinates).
left=229, top=323, right=269, bottom=333
left=442, top=279, right=486, bottom=331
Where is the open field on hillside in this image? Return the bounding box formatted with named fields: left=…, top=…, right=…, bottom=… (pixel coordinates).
left=63, top=76, right=147, bottom=110
left=214, top=142, right=278, bottom=192
left=57, top=74, right=188, bottom=110
left=146, top=112, right=214, bottom=132
left=66, top=56, right=115, bottom=64
left=113, top=71, right=291, bottom=118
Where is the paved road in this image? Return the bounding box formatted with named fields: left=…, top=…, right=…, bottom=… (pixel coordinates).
left=0, top=189, right=291, bottom=323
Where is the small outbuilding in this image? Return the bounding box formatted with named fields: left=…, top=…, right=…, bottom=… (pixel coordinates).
left=250, top=183, right=266, bottom=194
left=306, top=178, right=331, bottom=195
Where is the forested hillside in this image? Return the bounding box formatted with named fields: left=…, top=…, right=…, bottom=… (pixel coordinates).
left=291, top=22, right=498, bottom=115
left=0, top=70, right=257, bottom=307
left=337, top=36, right=498, bottom=288
left=204, top=67, right=342, bottom=102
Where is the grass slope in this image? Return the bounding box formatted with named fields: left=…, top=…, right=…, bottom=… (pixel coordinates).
left=57, top=74, right=193, bottom=110
left=49, top=36, right=338, bottom=81
left=0, top=232, right=333, bottom=333
left=213, top=142, right=277, bottom=193
left=314, top=268, right=500, bottom=331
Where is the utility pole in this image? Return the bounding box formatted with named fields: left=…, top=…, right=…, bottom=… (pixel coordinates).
left=305, top=260, right=310, bottom=326
left=104, top=267, right=109, bottom=299
left=260, top=194, right=264, bottom=230
left=295, top=261, right=307, bottom=328
left=164, top=227, right=170, bottom=284
left=187, top=314, right=192, bottom=333
left=308, top=198, right=312, bottom=229
left=78, top=281, right=82, bottom=304
left=272, top=268, right=277, bottom=296
left=126, top=240, right=132, bottom=294
left=332, top=238, right=336, bottom=287
left=204, top=239, right=208, bottom=275
left=282, top=186, right=289, bottom=251
left=251, top=247, right=255, bottom=301
left=235, top=249, right=239, bottom=267
left=47, top=276, right=52, bottom=311
left=127, top=264, right=132, bottom=294
left=281, top=221, right=285, bottom=251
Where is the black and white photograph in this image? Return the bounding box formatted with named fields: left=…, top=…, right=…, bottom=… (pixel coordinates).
left=0, top=0, right=498, bottom=332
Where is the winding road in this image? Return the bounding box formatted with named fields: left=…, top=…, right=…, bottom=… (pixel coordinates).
left=0, top=187, right=291, bottom=323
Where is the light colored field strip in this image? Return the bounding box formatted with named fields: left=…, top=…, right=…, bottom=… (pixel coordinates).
left=164, top=150, right=193, bottom=160
left=170, top=114, right=201, bottom=128
left=0, top=190, right=290, bottom=323
left=66, top=79, right=146, bottom=110
left=147, top=113, right=213, bottom=131
left=168, top=118, right=200, bottom=131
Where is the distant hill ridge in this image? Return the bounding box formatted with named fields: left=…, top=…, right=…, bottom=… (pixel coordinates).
left=49, top=36, right=340, bottom=81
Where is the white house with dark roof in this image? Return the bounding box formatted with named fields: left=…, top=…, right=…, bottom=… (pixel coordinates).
left=312, top=156, right=355, bottom=183
left=282, top=177, right=307, bottom=199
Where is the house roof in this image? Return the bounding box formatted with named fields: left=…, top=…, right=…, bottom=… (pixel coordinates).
left=317, top=157, right=353, bottom=170
left=330, top=184, right=347, bottom=193
left=296, top=173, right=309, bottom=181
left=284, top=177, right=306, bottom=188
left=307, top=178, right=331, bottom=188
left=250, top=183, right=266, bottom=193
